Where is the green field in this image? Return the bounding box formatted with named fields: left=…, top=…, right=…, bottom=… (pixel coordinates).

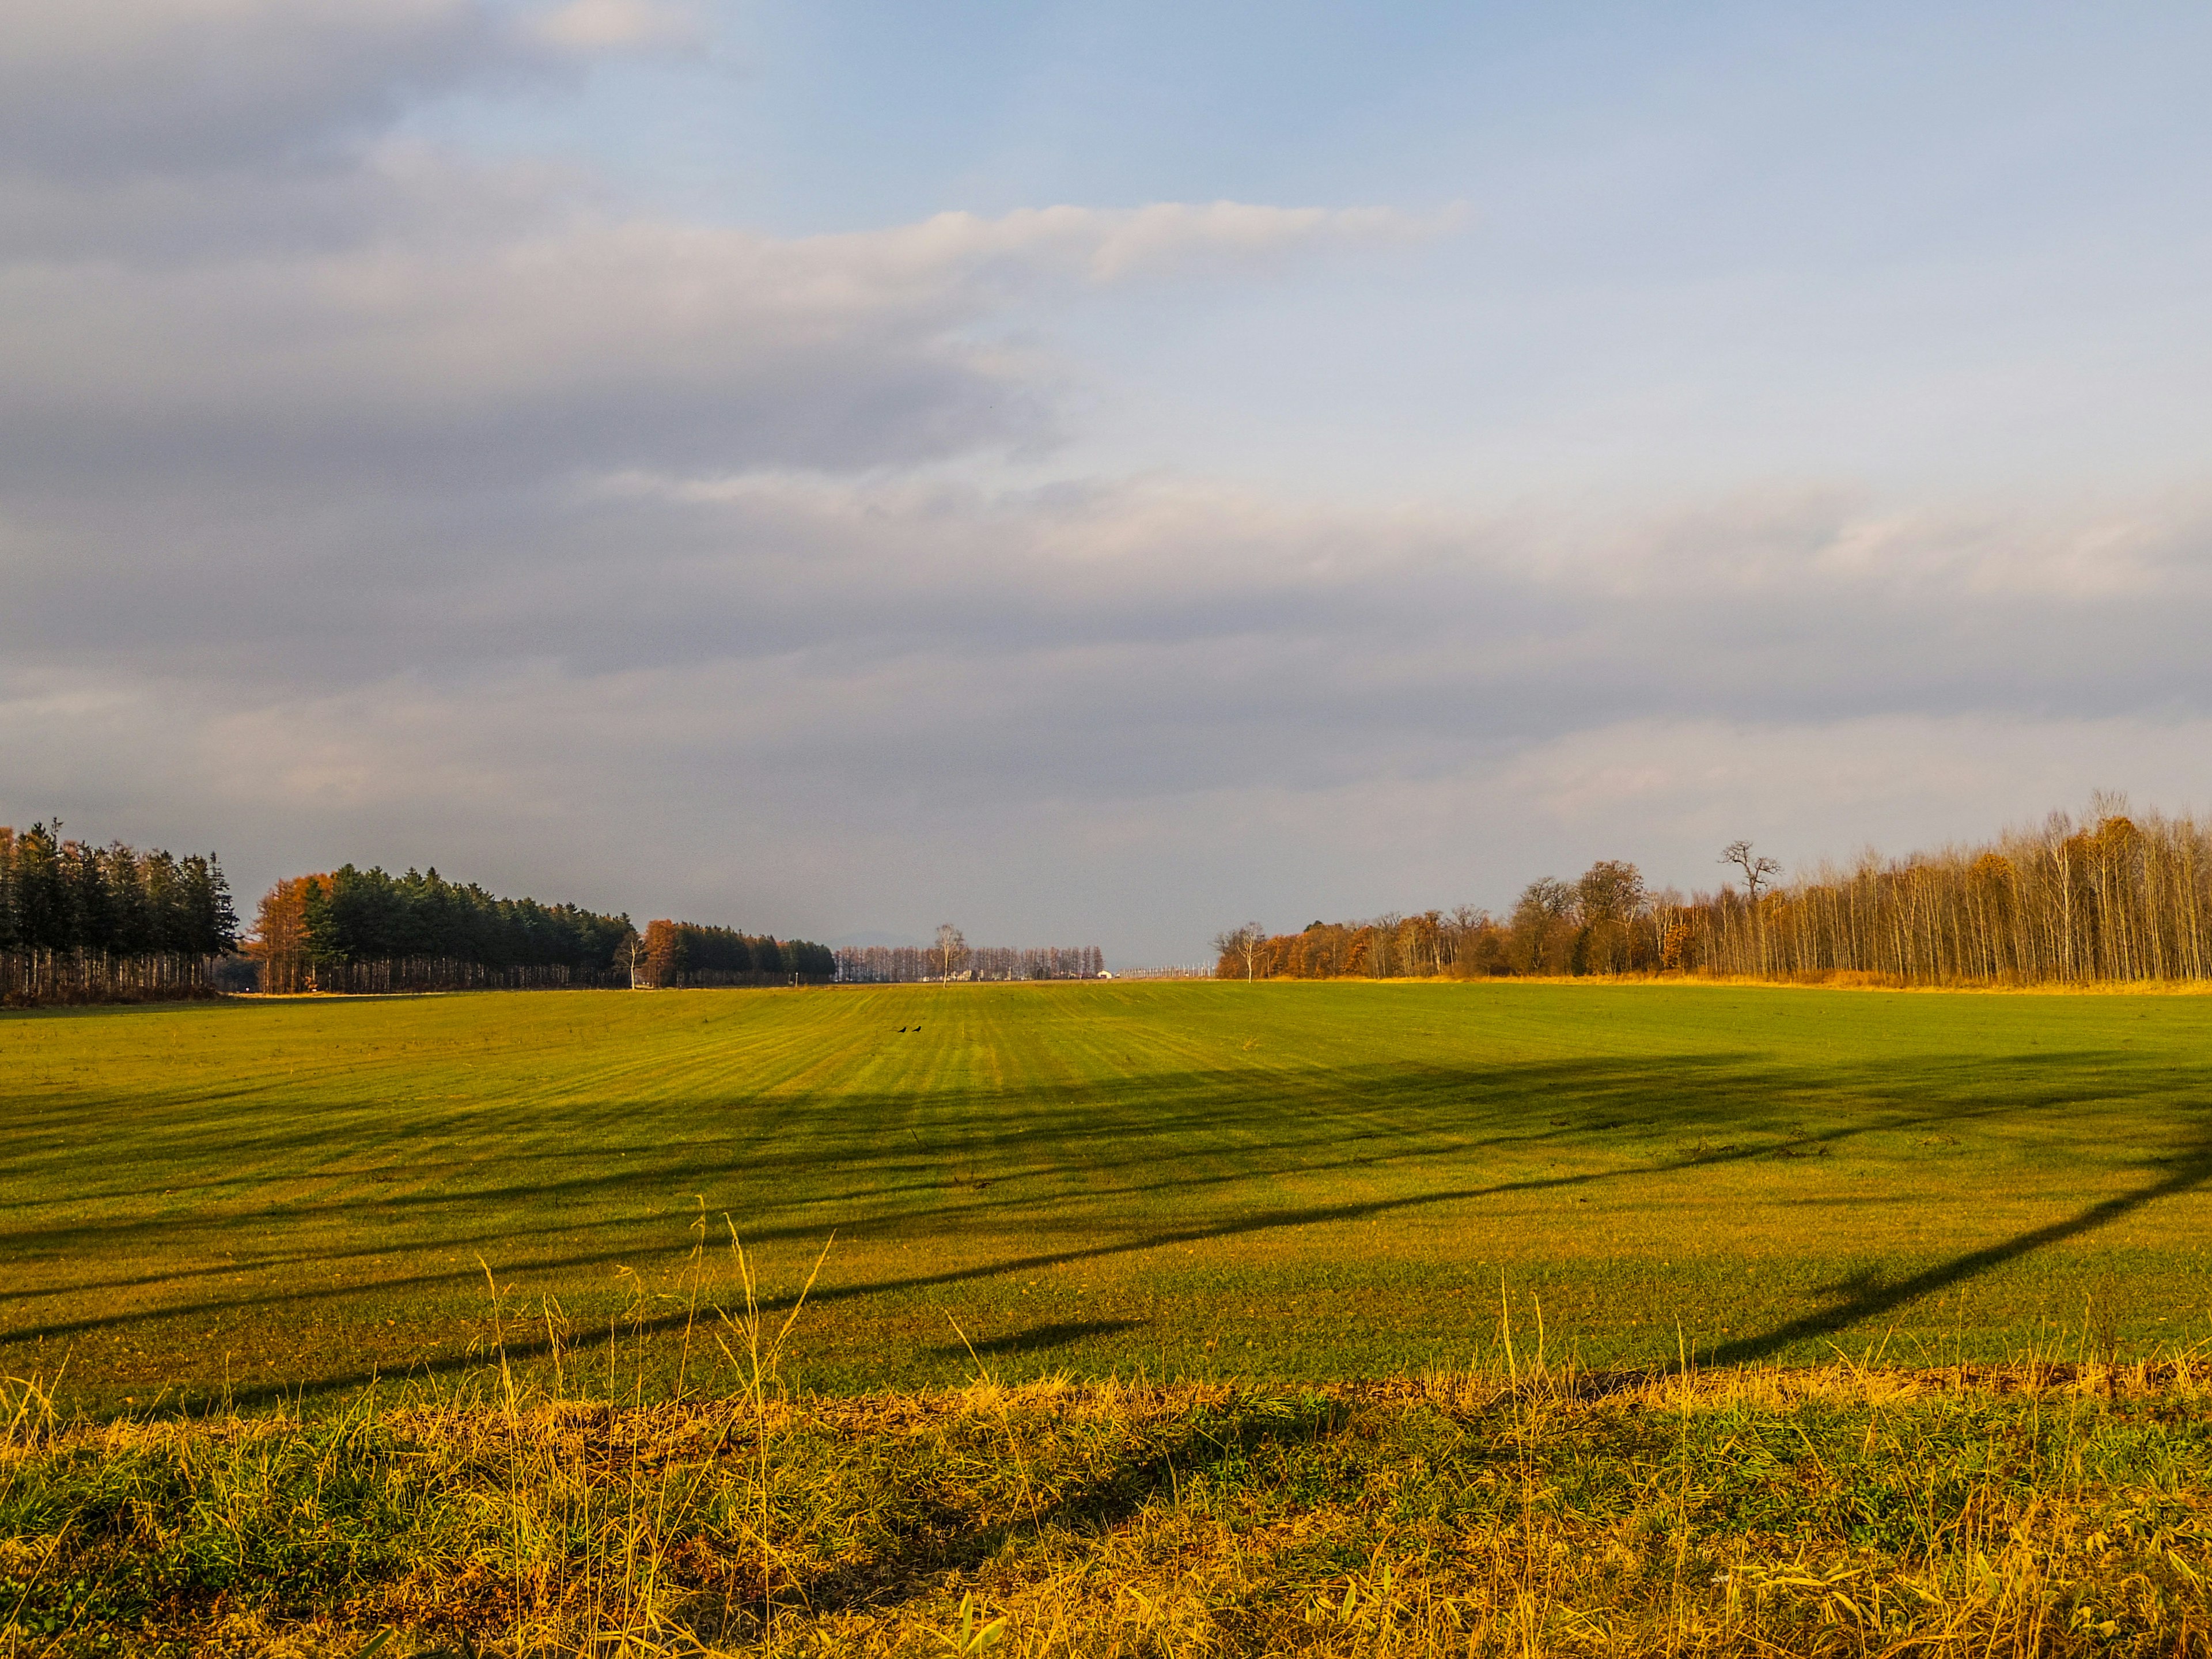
left=6, top=980, right=2212, bottom=1410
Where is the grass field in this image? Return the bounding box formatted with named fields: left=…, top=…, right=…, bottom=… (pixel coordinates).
left=9, top=980, right=2212, bottom=1655
left=6, top=980, right=2212, bottom=1411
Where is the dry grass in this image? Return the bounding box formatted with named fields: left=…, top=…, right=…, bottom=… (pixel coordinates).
left=1442, top=970, right=2212, bottom=995
left=7, top=1330, right=2212, bottom=1657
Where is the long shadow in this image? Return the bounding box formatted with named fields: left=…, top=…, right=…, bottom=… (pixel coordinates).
left=3, top=1050, right=1796, bottom=1255
left=0, top=1053, right=2001, bottom=1350
left=15, top=1044, right=2210, bottom=1406
left=0, top=999, right=266, bottom=1024
left=4, top=1047, right=1641, bottom=1180
left=190, top=1095, right=2088, bottom=1409
left=0, top=1086, right=1607, bottom=1283
left=1706, top=1133, right=2212, bottom=1366
left=0, top=1046, right=2122, bottom=1250
left=0, top=1105, right=1544, bottom=1259
left=927, top=1319, right=1146, bottom=1361
left=797, top=1391, right=1348, bottom=1614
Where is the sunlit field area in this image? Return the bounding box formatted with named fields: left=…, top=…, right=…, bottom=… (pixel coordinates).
left=10, top=982, right=2212, bottom=1654
left=7, top=980, right=2212, bottom=1410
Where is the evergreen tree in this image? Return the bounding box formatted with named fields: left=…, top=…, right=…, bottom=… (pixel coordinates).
left=1, top=822, right=238, bottom=1004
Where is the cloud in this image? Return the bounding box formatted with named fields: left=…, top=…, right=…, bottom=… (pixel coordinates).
left=12, top=451, right=2210, bottom=725
left=0, top=191, right=1423, bottom=501
left=0, top=1, right=709, bottom=182
left=0, top=32, right=1487, bottom=959
left=7, top=456, right=2211, bottom=960
left=525, top=0, right=702, bottom=52
left=0, top=7, right=1437, bottom=497
left=9, top=635, right=2210, bottom=960
left=901, top=200, right=1450, bottom=282
left=1, top=6, right=2199, bottom=961
left=0, top=1, right=514, bottom=177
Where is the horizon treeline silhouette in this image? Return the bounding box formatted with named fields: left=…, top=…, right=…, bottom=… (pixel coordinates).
left=254, top=865, right=637, bottom=994
left=250, top=866, right=839, bottom=995
left=0, top=822, right=238, bottom=1004
left=1218, top=800, right=2212, bottom=987
left=835, top=942, right=1104, bottom=983
left=640, top=919, right=835, bottom=987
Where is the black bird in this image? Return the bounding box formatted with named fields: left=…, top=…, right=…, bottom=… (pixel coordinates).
left=897, top=1026, right=907, bottom=1033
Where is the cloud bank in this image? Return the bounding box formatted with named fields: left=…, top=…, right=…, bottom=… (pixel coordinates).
left=2, top=5, right=2206, bottom=959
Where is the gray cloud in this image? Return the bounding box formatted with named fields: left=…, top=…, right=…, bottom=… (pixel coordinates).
left=3, top=10, right=2206, bottom=960
left=9, top=465, right=2211, bottom=959
left=0, top=1, right=524, bottom=178
left=0, top=191, right=1423, bottom=505
left=18, top=465, right=2210, bottom=718
left=0, top=1, right=706, bottom=182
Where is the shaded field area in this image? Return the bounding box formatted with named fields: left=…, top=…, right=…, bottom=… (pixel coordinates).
left=4, top=981, right=2212, bottom=1411
left=5, top=1365, right=2210, bottom=1656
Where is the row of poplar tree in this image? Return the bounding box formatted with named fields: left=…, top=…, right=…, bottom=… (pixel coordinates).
left=1217, top=802, right=2212, bottom=987
left=0, top=823, right=239, bottom=1003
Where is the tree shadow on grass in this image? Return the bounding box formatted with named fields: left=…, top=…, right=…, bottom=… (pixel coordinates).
left=1705, top=1127, right=2212, bottom=1366
left=8, top=1049, right=1805, bottom=1265
left=10, top=1044, right=2209, bottom=1410
left=0, top=1053, right=1969, bottom=1359
left=926, top=1319, right=1146, bottom=1361
left=1, top=1043, right=2145, bottom=1251
left=796, top=1388, right=1348, bottom=1616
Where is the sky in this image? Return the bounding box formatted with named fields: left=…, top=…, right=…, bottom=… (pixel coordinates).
left=3, top=1, right=2210, bottom=964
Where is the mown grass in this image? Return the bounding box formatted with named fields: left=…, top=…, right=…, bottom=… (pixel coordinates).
left=5, top=980, right=2212, bottom=1410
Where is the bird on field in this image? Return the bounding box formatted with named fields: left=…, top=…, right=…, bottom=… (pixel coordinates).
left=897, top=1026, right=906, bottom=1032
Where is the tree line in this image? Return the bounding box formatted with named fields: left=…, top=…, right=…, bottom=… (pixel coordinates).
left=1215, top=800, right=2212, bottom=988
left=2, top=822, right=841, bottom=1003
left=0, top=822, right=238, bottom=1005
left=1696, top=802, right=2212, bottom=984
left=254, top=865, right=637, bottom=994
left=835, top=936, right=1104, bottom=983
left=640, top=920, right=835, bottom=987
left=250, top=866, right=839, bottom=995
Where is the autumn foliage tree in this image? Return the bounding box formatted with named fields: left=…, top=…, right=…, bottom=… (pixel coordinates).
left=1215, top=866, right=1688, bottom=983
left=1210, top=922, right=1266, bottom=982
left=1215, top=798, right=2212, bottom=989
left=1690, top=801, right=2212, bottom=984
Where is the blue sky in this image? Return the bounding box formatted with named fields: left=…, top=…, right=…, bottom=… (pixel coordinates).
left=3, top=2, right=2209, bottom=960
left=446, top=2, right=2211, bottom=497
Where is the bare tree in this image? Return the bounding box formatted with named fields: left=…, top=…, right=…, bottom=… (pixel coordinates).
left=934, top=922, right=968, bottom=982
left=1211, top=922, right=1266, bottom=983
left=1577, top=860, right=1646, bottom=923
left=1509, top=878, right=1578, bottom=975
left=616, top=925, right=647, bottom=989
left=1163, top=802, right=2212, bottom=990
left=1720, top=840, right=1781, bottom=900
